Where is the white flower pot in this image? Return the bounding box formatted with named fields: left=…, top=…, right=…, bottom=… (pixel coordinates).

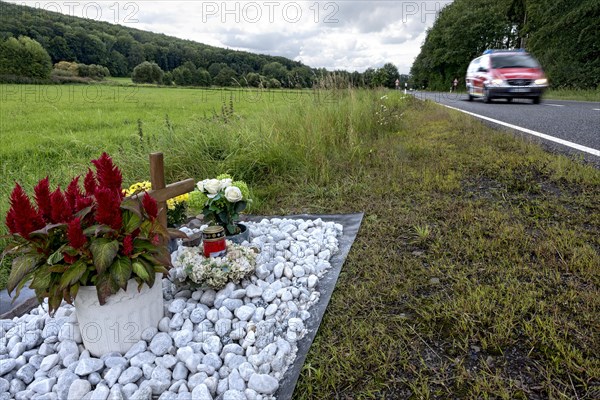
left=74, top=274, right=164, bottom=357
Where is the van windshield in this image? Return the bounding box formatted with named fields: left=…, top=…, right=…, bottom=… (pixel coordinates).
left=491, top=54, right=539, bottom=69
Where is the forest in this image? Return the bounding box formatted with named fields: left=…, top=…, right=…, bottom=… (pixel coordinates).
left=0, top=1, right=405, bottom=88
left=2, top=1, right=597, bottom=90
left=410, top=0, right=600, bottom=90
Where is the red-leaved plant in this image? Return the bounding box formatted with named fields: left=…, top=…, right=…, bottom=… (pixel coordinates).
left=3, top=153, right=171, bottom=315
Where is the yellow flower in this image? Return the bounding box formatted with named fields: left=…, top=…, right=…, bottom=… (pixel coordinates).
left=167, top=193, right=189, bottom=210
left=123, top=181, right=152, bottom=197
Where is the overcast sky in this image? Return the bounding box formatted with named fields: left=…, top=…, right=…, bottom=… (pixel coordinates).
left=13, top=1, right=453, bottom=74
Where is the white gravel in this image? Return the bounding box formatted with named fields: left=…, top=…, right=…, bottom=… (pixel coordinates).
left=0, top=218, right=342, bottom=400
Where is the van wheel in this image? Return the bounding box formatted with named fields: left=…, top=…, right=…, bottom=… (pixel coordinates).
left=483, top=87, right=491, bottom=103
left=533, top=97, right=541, bottom=104
left=506, top=98, right=513, bottom=103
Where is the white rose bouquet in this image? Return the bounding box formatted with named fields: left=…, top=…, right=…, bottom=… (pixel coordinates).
left=188, top=174, right=251, bottom=235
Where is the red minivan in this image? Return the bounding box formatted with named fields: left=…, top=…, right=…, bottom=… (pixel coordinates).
left=465, top=49, right=548, bottom=104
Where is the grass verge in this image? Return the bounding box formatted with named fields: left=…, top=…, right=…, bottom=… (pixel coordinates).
left=1, top=85, right=598, bottom=398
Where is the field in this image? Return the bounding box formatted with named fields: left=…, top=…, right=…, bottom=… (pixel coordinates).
left=1, top=83, right=599, bottom=398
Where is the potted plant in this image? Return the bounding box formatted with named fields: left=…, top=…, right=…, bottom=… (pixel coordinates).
left=188, top=174, right=251, bottom=243
left=3, top=153, right=170, bottom=356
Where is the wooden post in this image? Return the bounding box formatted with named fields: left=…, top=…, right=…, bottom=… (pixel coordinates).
left=149, top=153, right=168, bottom=229
left=147, top=152, right=196, bottom=232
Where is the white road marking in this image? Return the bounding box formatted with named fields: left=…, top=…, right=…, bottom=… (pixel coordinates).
left=544, top=104, right=564, bottom=107
left=593, top=108, right=600, bottom=111
left=441, top=104, right=600, bottom=157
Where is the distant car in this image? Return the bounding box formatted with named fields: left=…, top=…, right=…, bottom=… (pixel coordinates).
left=465, top=49, right=548, bottom=104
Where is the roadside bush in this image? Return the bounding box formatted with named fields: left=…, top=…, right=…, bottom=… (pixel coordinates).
left=132, top=61, right=164, bottom=84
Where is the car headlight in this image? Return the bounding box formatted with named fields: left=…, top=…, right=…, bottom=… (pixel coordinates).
left=490, top=79, right=504, bottom=86
left=535, top=78, right=548, bottom=85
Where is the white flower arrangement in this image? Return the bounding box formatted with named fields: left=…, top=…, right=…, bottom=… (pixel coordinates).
left=188, top=174, right=251, bottom=235
left=172, top=241, right=257, bottom=290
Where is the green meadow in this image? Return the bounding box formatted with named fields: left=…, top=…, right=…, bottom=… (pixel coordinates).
left=1, top=82, right=599, bottom=398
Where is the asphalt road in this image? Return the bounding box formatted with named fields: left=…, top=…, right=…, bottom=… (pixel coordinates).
left=410, top=91, right=600, bottom=163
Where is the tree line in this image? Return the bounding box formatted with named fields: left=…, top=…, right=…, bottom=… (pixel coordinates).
left=410, top=0, right=599, bottom=90
left=0, top=2, right=404, bottom=89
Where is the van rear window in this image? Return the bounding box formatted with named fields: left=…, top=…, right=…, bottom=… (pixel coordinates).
left=491, top=54, right=539, bottom=69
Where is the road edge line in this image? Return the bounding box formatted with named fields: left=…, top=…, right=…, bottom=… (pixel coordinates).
left=441, top=104, right=600, bottom=157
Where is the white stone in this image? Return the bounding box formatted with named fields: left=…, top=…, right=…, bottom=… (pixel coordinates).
left=149, top=333, right=173, bottom=356
left=245, top=285, right=263, bottom=298
left=190, top=384, right=213, bottom=400
left=68, top=379, right=92, bottom=399
left=202, top=336, right=222, bottom=355
left=168, top=298, right=187, bottom=314
left=261, top=289, right=276, bottom=303
left=91, top=384, right=111, bottom=400
left=118, top=367, right=143, bottom=385
left=234, top=306, right=254, bottom=322
left=247, top=373, right=278, bottom=395
left=173, top=330, right=193, bottom=347
left=29, top=377, right=56, bottom=394
left=189, top=308, right=206, bottom=324
left=227, top=369, right=245, bottom=391
left=223, top=390, right=245, bottom=400
left=75, top=357, right=104, bottom=376
left=307, top=275, right=318, bottom=289
left=39, top=354, right=59, bottom=372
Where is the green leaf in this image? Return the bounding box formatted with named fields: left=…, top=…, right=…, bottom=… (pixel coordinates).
left=7, top=253, right=43, bottom=294
left=69, top=283, right=79, bottom=302
left=111, top=256, right=132, bottom=290
left=29, top=223, right=66, bottom=240
left=47, top=245, right=66, bottom=265
left=234, top=200, right=247, bottom=213
left=29, top=266, right=53, bottom=290
left=75, top=205, right=93, bottom=220
left=13, top=271, right=34, bottom=302
left=226, top=223, right=237, bottom=235
left=133, top=238, right=157, bottom=252
left=48, top=289, right=62, bottom=316
left=122, top=209, right=142, bottom=234
left=89, top=238, right=119, bottom=274
left=95, top=273, right=119, bottom=305
left=132, top=261, right=150, bottom=281
left=83, top=225, right=116, bottom=237
left=59, top=260, right=87, bottom=290
left=143, top=261, right=155, bottom=288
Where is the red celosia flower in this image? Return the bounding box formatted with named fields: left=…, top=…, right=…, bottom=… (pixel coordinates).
left=122, top=235, right=134, bottom=256
left=63, top=254, right=77, bottom=264
left=83, top=168, right=97, bottom=196
left=151, top=234, right=160, bottom=245
left=5, top=208, right=17, bottom=234
left=95, top=187, right=122, bottom=230
left=91, top=153, right=123, bottom=199
left=6, top=183, right=45, bottom=238
left=34, top=177, right=52, bottom=223
left=67, top=217, right=87, bottom=249
left=50, top=187, right=72, bottom=224
left=65, top=177, right=84, bottom=213
left=75, top=196, right=93, bottom=212
left=142, top=193, right=158, bottom=220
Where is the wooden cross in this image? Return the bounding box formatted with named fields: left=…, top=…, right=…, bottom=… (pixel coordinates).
left=146, top=152, right=195, bottom=231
